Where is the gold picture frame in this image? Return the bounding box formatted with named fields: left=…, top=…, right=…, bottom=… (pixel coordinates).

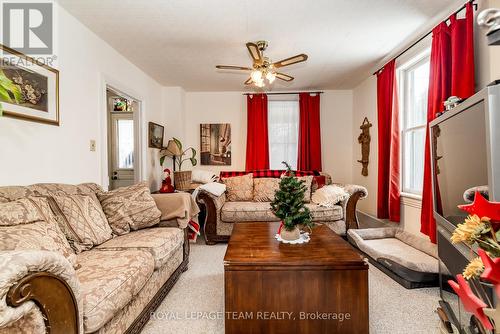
left=0, top=44, right=59, bottom=126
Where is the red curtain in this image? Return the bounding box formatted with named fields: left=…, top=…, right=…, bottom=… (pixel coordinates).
left=421, top=3, right=475, bottom=243
left=246, top=94, right=270, bottom=170
left=298, top=93, right=322, bottom=171
left=376, top=60, right=400, bottom=222
left=450, top=2, right=475, bottom=98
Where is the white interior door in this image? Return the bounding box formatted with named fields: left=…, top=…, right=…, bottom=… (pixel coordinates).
left=109, top=112, right=135, bottom=189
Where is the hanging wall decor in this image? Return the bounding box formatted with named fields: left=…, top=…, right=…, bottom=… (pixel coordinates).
left=200, top=123, right=231, bottom=165
left=0, top=44, right=59, bottom=125
left=357, top=117, right=372, bottom=176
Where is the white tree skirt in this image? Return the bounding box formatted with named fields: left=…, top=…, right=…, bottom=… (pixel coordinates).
left=274, top=232, right=310, bottom=244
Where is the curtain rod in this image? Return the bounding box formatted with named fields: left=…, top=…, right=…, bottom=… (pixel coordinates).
left=242, top=91, right=323, bottom=96
left=372, top=0, right=476, bottom=76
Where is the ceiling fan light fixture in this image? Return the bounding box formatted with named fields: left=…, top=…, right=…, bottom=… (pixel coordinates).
left=251, top=70, right=263, bottom=82
left=254, top=78, right=265, bottom=88
left=266, top=71, right=276, bottom=83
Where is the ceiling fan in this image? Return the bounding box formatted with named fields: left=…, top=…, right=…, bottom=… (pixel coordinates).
left=215, top=41, right=308, bottom=88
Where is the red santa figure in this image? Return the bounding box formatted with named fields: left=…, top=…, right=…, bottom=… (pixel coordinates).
left=159, top=168, right=175, bottom=193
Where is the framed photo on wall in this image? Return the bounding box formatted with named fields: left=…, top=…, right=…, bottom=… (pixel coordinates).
left=0, top=44, right=59, bottom=125
left=148, top=122, right=164, bottom=149
left=200, top=123, right=231, bottom=165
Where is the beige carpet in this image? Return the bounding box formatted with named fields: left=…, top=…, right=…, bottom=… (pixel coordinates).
left=142, top=241, right=441, bottom=334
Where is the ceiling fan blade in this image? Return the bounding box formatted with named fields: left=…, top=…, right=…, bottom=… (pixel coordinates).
left=244, top=77, right=253, bottom=85
left=272, top=54, right=308, bottom=68
left=216, top=65, right=252, bottom=71
left=276, top=72, right=294, bottom=82
left=246, top=42, right=262, bottom=62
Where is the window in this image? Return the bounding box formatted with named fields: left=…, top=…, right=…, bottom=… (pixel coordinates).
left=268, top=100, right=299, bottom=170
left=399, top=52, right=430, bottom=195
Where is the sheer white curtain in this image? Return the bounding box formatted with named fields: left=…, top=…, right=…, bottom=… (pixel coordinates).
left=268, top=100, right=299, bottom=170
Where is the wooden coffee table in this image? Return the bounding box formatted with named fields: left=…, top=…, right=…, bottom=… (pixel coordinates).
left=224, top=222, right=369, bottom=334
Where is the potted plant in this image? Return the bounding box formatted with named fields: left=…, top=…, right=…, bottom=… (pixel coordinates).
left=160, top=138, right=197, bottom=190
left=270, top=162, right=313, bottom=242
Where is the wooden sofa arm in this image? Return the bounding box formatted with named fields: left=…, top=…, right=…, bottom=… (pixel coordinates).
left=196, top=191, right=227, bottom=245
left=0, top=250, right=81, bottom=334
left=339, top=184, right=368, bottom=231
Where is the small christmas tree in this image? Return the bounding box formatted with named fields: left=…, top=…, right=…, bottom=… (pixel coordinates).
left=270, top=162, right=313, bottom=232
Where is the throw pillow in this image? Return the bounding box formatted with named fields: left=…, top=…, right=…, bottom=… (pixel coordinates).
left=296, top=176, right=314, bottom=203
left=50, top=194, right=113, bottom=252
left=311, top=175, right=327, bottom=193
left=253, top=178, right=280, bottom=202
left=311, top=185, right=349, bottom=207
left=0, top=197, right=77, bottom=267
left=97, top=182, right=161, bottom=235
left=222, top=173, right=254, bottom=201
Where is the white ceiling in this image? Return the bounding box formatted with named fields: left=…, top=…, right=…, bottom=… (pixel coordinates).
left=57, top=0, right=463, bottom=91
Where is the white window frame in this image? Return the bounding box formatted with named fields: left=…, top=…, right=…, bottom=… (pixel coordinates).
left=397, top=49, right=431, bottom=198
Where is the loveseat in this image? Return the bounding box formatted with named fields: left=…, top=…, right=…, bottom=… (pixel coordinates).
left=0, top=182, right=197, bottom=334
left=197, top=170, right=367, bottom=244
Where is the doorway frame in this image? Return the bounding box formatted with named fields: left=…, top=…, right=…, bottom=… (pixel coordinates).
left=100, top=75, right=146, bottom=190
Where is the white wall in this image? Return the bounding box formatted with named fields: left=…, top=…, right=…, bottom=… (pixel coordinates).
left=182, top=90, right=353, bottom=181
left=183, top=92, right=246, bottom=172
left=321, top=91, right=353, bottom=184
left=352, top=76, right=378, bottom=215
left=0, top=4, right=167, bottom=190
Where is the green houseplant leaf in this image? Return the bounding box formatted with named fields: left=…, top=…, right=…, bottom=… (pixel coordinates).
left=0, top=70, right=22, bottom=104
left=173, top=137, right=182, bottom=151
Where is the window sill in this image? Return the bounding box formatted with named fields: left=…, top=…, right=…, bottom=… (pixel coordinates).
left=400, top=192, right=422, bottom=201
left=400, top=192, right=422, bottom=210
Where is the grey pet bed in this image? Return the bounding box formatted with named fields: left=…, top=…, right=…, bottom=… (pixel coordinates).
left=347, top=227, right=439, bottom=289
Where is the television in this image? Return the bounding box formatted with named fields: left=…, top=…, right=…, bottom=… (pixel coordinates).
left=430, top=82, right=500, bottom=332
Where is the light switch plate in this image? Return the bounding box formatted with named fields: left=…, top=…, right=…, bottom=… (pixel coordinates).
left=90, top=140, right=96, bottom=152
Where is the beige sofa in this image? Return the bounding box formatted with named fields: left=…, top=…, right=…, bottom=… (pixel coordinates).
left=197, top=172, right=367, bottom=244
left=0, top=183, right=194, bottom=334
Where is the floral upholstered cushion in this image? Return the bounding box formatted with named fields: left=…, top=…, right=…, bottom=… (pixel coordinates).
left=76, top=249, right=154, bottom=333
left=0, top=186, right=34, bottom=203
left=253, top=178, right=280, bottom=202
left=221, top=202, right=279, bottom=222
left=306, top=203, right=343, bottom=221
left=0, top=197, right=77, bottom=267
left=97, top=182, right=161, bottom=235
left=50, top=194, right=113, bottom=253
left=222, top=173, right=254, bottom=201
left=96, top=227, right=184, bottom=269
left=296, top=176, right=313, bottom=203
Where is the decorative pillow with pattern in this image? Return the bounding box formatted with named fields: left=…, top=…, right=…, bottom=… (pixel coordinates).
left=253, top=178, right=280, bottom=202
left=50, top=194, right=113, bottom=252
left=296, top=176, right=314, bottom=203
left=222, top=173, right=254, bottom=201
left=0, top=197, right=77, bottom=267
left=97, top=182, right=161, bottom=235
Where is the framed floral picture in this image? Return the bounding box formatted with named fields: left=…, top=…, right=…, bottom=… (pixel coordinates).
left=0, top=44, right=59, bottom=125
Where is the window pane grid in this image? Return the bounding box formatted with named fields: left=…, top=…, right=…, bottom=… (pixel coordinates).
left=400, top=54, right=430, bottom=195
left=268, top=101, right=299, bottom=170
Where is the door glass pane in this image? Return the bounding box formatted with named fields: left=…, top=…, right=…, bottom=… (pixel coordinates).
left=117, top=119, right=134, bottom=169
left=403, top=128, right=425, bottom=193
left=405, top=60, right=430, bottom=129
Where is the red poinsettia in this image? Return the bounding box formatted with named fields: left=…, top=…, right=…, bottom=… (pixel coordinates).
left=458, top=191, right=500, bottom=223
left=448, top=274, right=493, bottom=330
left=478, top=249, right=500, bottom=298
